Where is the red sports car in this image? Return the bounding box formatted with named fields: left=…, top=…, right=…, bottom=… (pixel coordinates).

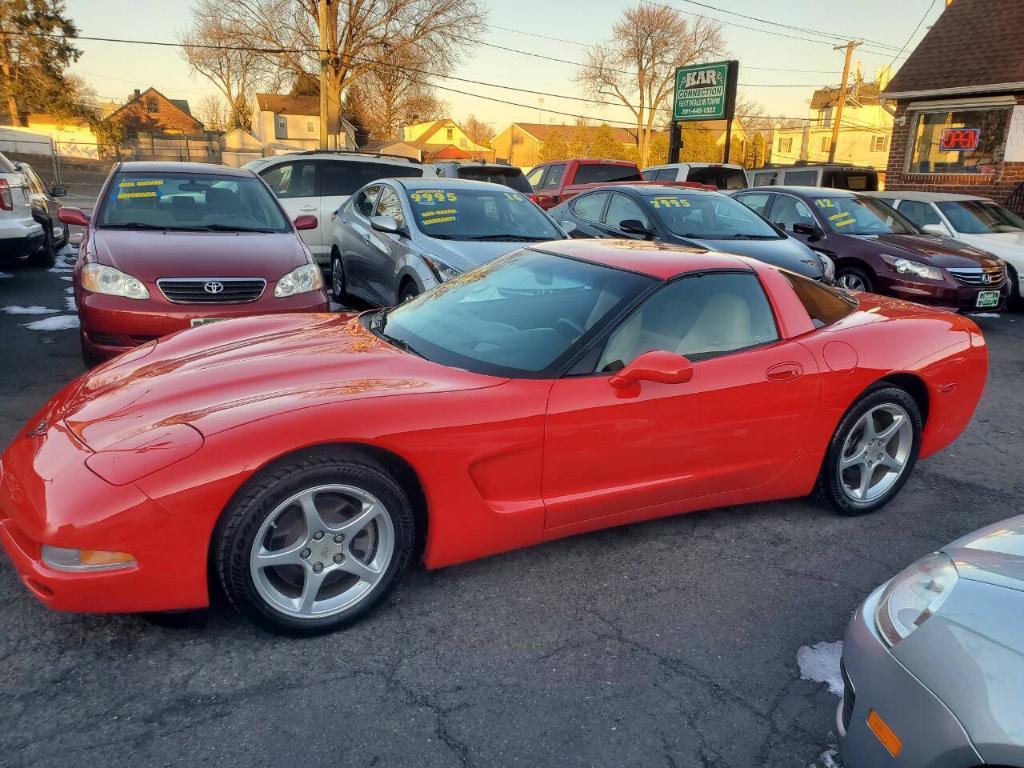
left=58, top=161, right=328, bottom=367
left=0, top=240, right=987, bottom=634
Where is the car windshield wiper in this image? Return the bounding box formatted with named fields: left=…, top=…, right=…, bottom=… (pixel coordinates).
left=463, top=234, right=550, bottom=241
left=714, top=234, right=780, bottom=240
left=99, top=222, right=168, bottom=230
left=200, top=224, right=277, bottom=233
left=370, top=310, right=425, bottom=359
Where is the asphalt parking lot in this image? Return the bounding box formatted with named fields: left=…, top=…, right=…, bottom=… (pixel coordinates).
left=1, top=252, right=1021, bottom=768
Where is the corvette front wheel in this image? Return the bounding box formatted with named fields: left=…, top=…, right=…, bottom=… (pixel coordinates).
left=816, top=385, right=922, bottom=516
left=213, top=450, right=416, bottom=635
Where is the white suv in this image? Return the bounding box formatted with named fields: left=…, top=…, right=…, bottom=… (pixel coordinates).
left=245, top=151, right=434, bottom=265
left=0, top=152, right=46, bottom=266
left=642, top=162, right=748, bottom=190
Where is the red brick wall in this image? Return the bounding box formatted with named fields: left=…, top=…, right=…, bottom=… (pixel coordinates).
left=108, top=90, right=203, bottom=135
left=884, top=94, right=1024, bottom=204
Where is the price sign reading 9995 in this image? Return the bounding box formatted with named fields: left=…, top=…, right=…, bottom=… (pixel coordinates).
left=940, top=127, right=981, bottom=152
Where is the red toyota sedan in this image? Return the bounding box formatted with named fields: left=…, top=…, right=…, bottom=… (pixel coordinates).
left=58, top=162, right=328, bottom=366
left=0, top=240, right=987, bottom=635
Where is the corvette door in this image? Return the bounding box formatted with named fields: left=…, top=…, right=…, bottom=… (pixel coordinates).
left=542, top=271, right=819, bottom=531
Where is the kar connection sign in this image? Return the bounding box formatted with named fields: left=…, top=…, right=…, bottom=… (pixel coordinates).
left=673, top=60, right=738, bottom=122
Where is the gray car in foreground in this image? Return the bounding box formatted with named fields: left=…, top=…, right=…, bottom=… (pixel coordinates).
left=839, top=515, right=1024, bottom=767
left=330, top=178, right=568, bottom=306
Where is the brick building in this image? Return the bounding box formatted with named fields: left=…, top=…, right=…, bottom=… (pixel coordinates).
left=105, top=88, right=203, bottom=135
left=882, top=0, right=1024, bottom=204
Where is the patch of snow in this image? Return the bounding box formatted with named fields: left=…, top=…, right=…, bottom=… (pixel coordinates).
left=797, top=640, right=844, bottom=696
left=47, top=267, right=72, bottom=274
left=809, top=747, right=842, bottom=768
left=0, top=271, right=12, bottom=279
left=969, top=312, right=1000, bottom=318
left=57, top=244, right=77, bottom=257
left=24, top=315, right=79, bottom=331
left=60, top=276, right=72, bottom=282
left=2, top=305, right=58, bottom=315
left=65, top=286, right=74, bottom=293
left=64, top=295, right=77, bottom=312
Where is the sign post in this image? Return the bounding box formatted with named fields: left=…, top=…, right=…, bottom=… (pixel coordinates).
left=670, top=59, right=739, bottom=164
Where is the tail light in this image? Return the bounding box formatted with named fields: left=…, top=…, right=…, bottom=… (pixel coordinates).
left=0, top=179, right=11, bottom=211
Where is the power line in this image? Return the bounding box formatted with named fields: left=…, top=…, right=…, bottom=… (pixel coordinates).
left=885, top=0, right=937, bottom=70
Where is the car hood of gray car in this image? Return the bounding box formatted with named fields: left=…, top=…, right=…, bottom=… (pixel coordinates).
left=679, top=234, right=825, bottom=279
left=943, top=513, right=1024, bottom=592
left=422, top=237, right=556, bottom=272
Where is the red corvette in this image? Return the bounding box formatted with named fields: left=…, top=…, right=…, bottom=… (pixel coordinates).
left=0, top=240, right=987, bottom=634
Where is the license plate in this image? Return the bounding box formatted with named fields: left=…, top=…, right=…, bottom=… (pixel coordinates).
left=190, top=317, right=225, bottom=327
left=976, top=290, right=1001, bottom=308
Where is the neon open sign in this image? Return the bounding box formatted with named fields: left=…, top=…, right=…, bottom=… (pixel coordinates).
left=940, top=128, right=981, bottom=152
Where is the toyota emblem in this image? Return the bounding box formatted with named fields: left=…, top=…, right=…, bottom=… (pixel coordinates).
left=204, top=281, right=224, bottom=294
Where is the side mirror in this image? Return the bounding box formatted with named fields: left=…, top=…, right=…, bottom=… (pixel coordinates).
left=57, top=207, right=90, bottom=227
left=619, top=219, right=653, bottom=238
left=609, top=350, right=694, bottom=390
left=921, top=223, right=949, bottom=237
left=559, top=220, right=577, bottom=236
left=370, top=214, right=402, bottom=234
left=50, top=185, right=67, bottom=198
left=293, top=214, right=318, bottom=231
left=792, top=222, right=822, bottom=239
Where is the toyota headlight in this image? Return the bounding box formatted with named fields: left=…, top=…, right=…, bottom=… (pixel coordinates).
left=81, top=264, right=149, bottom=299
left=422, top=255, right=461, bottom=283
left=874, top=552, right=958, bottom=647
left=881, top=254, right=943, bottom=281
left=274, top=264, right=323, bottom=297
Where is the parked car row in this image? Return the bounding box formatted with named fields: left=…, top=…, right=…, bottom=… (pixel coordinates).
left=0, top=152, right=51, bottom=269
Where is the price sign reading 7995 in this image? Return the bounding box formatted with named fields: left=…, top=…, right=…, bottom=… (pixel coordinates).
left=939, top=127, right=980, bottom=152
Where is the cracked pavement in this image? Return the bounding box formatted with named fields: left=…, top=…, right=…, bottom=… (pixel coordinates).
left=1, top=256, right=1021, bottom=768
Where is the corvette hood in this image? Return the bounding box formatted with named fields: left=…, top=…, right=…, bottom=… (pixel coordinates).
left=857, top=233, right=999, bottom=269
left=62, top=313, right=506, bottom=451
left=91, top=229, right=309, bottom=282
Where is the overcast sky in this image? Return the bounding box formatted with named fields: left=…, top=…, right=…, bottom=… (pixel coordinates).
left=65, top=0, right=944, bottom=129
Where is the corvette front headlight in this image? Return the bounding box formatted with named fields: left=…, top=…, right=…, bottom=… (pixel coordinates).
left=881, top=254, right=943, bottom=281
left=874, top=552, right=958, bottom=647
left=81, top=264, right=149, bottom=299
left=274, top=264, right=323, bottom=297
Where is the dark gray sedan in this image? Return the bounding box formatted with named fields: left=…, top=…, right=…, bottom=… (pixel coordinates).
left=329, top=178, right=569, bottom=306
left=840, top=515, right=1024, bottom=767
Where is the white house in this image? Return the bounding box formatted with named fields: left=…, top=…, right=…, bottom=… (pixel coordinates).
left=251, top=94, right=357, bottom=154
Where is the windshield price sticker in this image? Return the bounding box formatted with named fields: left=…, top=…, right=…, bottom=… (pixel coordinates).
left=651, top=196, right=692, bottom=208
left=833, top=215, right=855, bottom=228
left=421, top=208, right=457, bottom=225
left=117, top=191, right=158, bottom=200
left=815, top=199, right=835, bottom=209
left=411, top=190, right=457, bottom=204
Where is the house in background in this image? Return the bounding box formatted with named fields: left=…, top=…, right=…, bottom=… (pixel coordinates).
left=221, top=128, right=264, bottom=167
left=771, top=68, right=895, bottom=180
left=491, top=123, right=637, bottom=168
left=105, top=88, right=204, bottom=135
left=364, top=119, right=494, bottom=162
left=1, top=113, right=99, bottom=159
left=250, top=94, right=357, bottom=154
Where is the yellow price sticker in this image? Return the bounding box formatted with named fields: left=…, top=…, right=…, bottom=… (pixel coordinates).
left=411, top=190, right=457, bottom=204
left=651, top=197, right=691, bottom=208
left=815, top=198, right=835, bottom=209
left=833, top=216, right=855, bottom=228
left=117, top=191, right=158, bottom=200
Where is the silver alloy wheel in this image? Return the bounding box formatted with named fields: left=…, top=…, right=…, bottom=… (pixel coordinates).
left=332, top=258, right=343, bottom=297
left=838, top=403, right=913, bottom=503
left=837, top=272, right=868, bottom=291
left=249, top=484, right=394, bottom=619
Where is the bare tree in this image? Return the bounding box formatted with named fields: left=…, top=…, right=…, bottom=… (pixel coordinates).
left=349, top=47, right=446, bottom=140
left=196, top=94, right=232, bottom=132
left=462, top=114, right=493, bottom=146
left=578, top=3, right=725, bottom=167
left=179, top=0, right=274, bottom=130
left=217, top=0, right=487, bottom=147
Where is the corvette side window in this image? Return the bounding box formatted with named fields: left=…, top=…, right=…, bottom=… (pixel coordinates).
left=597, top=273, right=779, bottom=371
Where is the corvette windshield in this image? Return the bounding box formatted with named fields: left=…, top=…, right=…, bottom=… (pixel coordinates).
left=812, top=196, right=918, bottom=236
left=648, top=193, right=781, bottom=240
left=378, top=249, right=654, bottom=376
left=937, top=201, right=1024, bottom=234
left=97, top=172, right=291, bottom=233
left=407, top=187, right=563, bottom=241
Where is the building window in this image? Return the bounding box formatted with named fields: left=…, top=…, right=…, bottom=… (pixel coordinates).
left=307, top=121, right=315, bottom=133
left=820, top=136, right=831, bottom=152
left=907, top=107, right=1011, bottom=174
left=146, top=98, right=159, bottom=113
left=446, top=128, right=454, bottom=140
left=778, top=137, right=793, bottom=153
left=820, top=107, right=833, bottom=128
left=871, top=135, right=889, bottom=152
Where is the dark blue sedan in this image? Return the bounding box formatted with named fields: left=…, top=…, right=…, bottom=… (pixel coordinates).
left=548, top=184, right=833, bottom=281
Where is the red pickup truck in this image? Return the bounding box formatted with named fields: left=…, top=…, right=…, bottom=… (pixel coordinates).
left=525, top=158, right=713, bottom=209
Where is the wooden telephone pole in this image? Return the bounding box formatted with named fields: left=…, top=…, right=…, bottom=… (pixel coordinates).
left=318, top=0, right=334, bottom=150
left=828, top=40, right=862, bottom=164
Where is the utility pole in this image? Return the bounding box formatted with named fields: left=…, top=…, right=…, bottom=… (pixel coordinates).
left=318, top=0, right=332, bottom=150
left=828, top=40, right=862, bottom=164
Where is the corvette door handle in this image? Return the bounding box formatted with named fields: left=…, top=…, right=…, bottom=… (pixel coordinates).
left=766, top=362, right=803, bottom=382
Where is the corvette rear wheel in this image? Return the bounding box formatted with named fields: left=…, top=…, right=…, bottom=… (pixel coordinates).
left=816, top=385, right=922, bottom=515
left=213, top=450, right=415, bottom=635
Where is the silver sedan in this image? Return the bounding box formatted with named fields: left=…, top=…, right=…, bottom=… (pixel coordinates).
left=329, top=178, right=569, bottom=306
left=839, top=514, right=1024, bottom=767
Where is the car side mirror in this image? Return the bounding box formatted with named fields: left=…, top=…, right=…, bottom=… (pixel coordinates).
left=370, top=215, right=403, bottom=235
left=57, top=207, right=90, bottom=227
left=619, top=219, right=653, bottom=238
left=50, top=185, right=67, bottom=198
left=609, top=350, right=694, bottom=390
left=921, top=223, right=949, bottom=237
left=792, top=222, right=822, bottom=239
left=293, top=214, right=318, bottom=231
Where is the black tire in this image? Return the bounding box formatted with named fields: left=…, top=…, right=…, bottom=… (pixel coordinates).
left=330, top=252, right=348, bottom=304
left=212, top=448, right=416, bottom=636
left=1007, top=263, right=1022, bottom=310
left=815, top=384, right=923, bottom=516
left=398, top=281, right=419, bottom=304
left=836, top=265, right=873, bottom=293
left=79, top=335, right=104, bottom=369
left=27, top=226, right=56, bottom=268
